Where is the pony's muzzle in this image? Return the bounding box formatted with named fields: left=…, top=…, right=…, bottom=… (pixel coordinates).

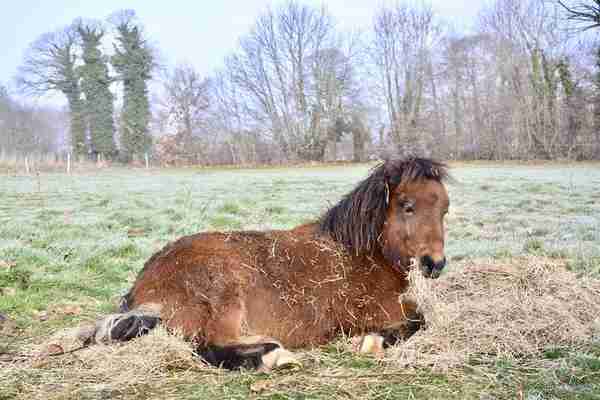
left=420, top=255, right=446, bottom=279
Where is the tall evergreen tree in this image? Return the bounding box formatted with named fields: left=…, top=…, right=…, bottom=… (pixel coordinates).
left=77, top=21, right=116, bottom=160
left=111, top=10, right=154, bottom=162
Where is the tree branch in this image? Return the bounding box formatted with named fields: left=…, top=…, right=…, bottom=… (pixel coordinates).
left=558, top=0, right=600, bottom=30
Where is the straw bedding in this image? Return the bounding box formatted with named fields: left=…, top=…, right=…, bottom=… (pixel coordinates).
left=391, top=256, right=600, bottom=369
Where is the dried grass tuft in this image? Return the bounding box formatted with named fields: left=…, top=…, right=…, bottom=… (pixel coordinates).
left=392, top=256, right=600, bottom=370
left=0, top=327, right=214, bottom=399
left=44, top=326, right=203, bottom=376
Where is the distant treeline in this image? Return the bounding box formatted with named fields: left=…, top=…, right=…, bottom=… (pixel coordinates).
left=3, top=1, right=600, bottom=165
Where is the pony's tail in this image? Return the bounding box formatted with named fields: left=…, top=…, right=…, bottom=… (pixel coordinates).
left=76, top=303, right=161, bottom=346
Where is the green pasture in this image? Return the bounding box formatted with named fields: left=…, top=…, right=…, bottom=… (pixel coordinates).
left=1, top=163, right=599, bottom=399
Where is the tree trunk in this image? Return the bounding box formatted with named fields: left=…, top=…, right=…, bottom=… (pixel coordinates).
left=351, top=115, right=366, bottom=162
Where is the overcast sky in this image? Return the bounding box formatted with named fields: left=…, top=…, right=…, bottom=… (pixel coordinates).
left=0, top=0, right=480, bottom=103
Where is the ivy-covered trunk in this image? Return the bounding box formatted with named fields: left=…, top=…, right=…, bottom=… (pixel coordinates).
left=78, top=24, right=116, bottom=161
left=112, top=18, right=153, bottom=163
left=66, top=89, right=86, bottom=157
left=61, top=53, right=86, bottom=158
left=528, top=48, right=557, bottom=160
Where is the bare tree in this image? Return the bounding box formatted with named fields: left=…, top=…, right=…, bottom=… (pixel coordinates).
left=208, top=69, right=266, bottom=164
left=16, top=25, right=86, bottom=156
left=161, top=63, right=210, bottom=141
left=478, top=0, right=568, bottom=159
left=307, top=43, right=365, bottom=161
left=156, top=63, right=211, bottom=163
left=371, top=2, right=443, bottom=156
left=441, top=33, right=501, bottom=159
left=0, top=86, right=63, bottom=156
left=558, top=1, right=600, bottom=157
left=224, top=1, right=360, bottom=161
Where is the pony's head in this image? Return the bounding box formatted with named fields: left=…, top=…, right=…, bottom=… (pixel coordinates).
left=320, top=158, right=449, bottom=278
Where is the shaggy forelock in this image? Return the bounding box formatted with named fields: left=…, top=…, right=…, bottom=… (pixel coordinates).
left=319, top=158, right=448, bottom=255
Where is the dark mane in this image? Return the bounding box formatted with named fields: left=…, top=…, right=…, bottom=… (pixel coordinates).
left=319, top=158, right=448, bottom=255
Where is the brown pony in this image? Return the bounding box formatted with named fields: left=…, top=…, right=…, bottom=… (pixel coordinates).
left=85, top=158, right=450, bottom=371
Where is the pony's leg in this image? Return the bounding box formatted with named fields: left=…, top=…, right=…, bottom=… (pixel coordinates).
left=355, top=301, right=424, bottom=355
left=379, top=311, right=425, bottom=347
left=197, top=337, right=301, bottom=371
left=167, top=303, right=302, bottom=371
left=82, top=303, right=162, bottom=344
left=197, top=336, right=302, bottom=371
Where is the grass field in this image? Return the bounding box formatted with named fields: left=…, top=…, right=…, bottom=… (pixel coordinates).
left=1, top=163, right=600, bottom=399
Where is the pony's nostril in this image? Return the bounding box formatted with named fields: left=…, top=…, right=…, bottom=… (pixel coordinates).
left=435, top=257, right=447, bottom=271
left=420, top=255, right=436, bottom=270
left=420, top=255, right=446, bottom=278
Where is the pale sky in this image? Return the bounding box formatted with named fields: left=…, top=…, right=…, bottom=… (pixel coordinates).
left=0, top=0, right=480, bottom=103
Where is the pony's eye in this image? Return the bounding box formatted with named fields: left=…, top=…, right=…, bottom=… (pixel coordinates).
left=404, top=203, right=415, bottom=214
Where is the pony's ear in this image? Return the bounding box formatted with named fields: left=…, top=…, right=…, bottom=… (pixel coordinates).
left=382, top=160, right=397, bottom=184
left=381, top=161, right=398, bottom=205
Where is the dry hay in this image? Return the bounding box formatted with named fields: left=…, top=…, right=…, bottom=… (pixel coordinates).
left=45, top=326, right=201, bottom=376
left=0, top=327, right=217, bottom=399
left=391, top=256, right=600, bottom=370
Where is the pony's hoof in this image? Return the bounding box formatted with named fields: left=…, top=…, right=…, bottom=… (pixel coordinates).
left=353, top=334, right=385, bottom=357
left=259, top=348, right=302, bottom=372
